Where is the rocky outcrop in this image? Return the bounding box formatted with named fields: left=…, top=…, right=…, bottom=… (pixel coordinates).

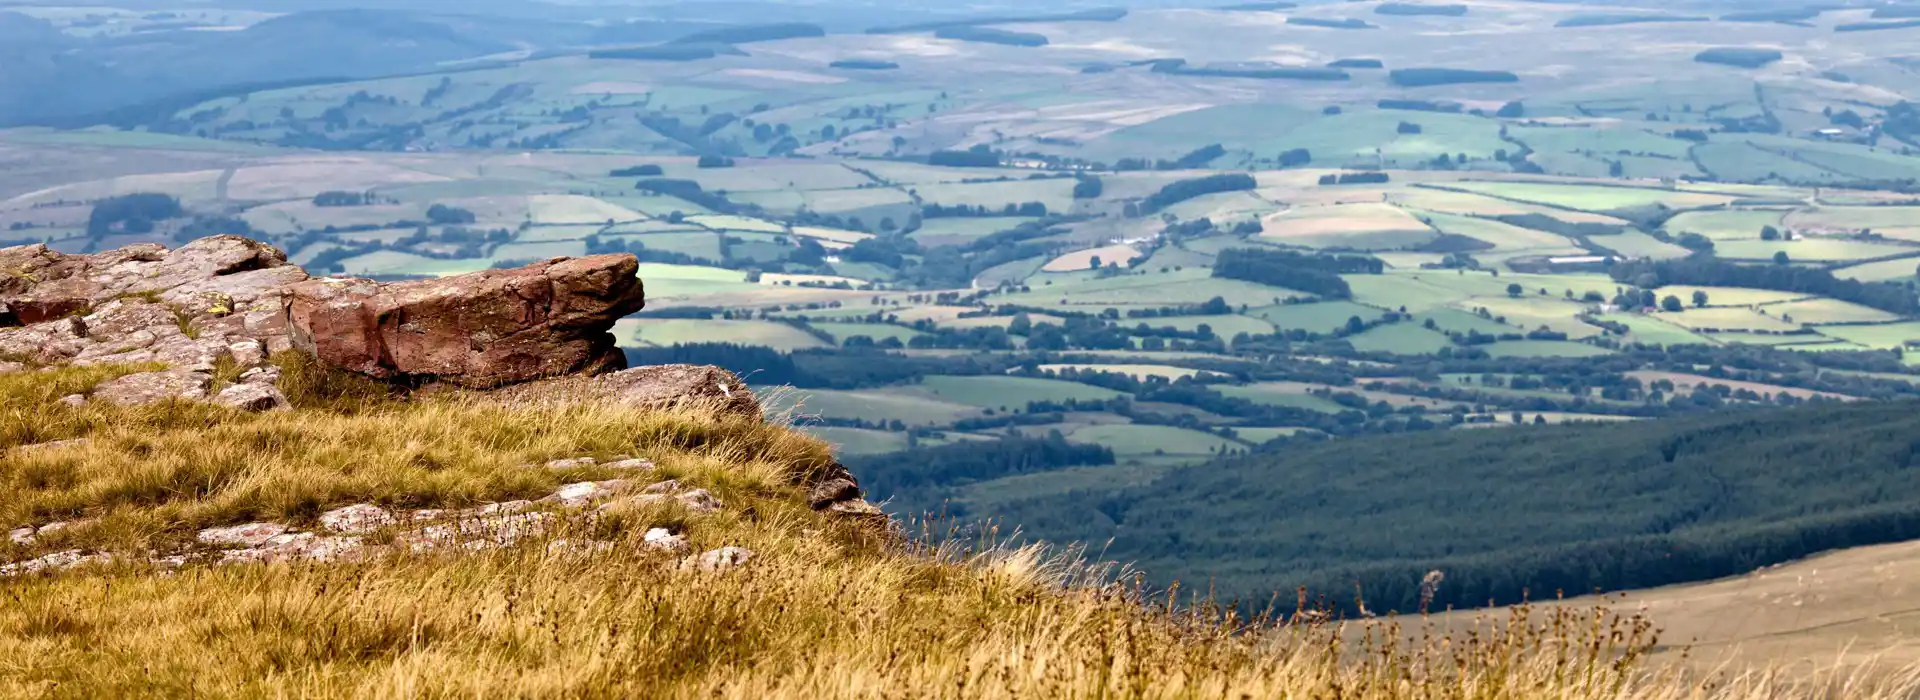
left=0, top=236, right=307, bottom=407
left=0, top=238, right=662, bottom=406
left=283, top=255, right=646, bottom=388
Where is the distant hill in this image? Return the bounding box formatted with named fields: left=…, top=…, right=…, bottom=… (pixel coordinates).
left=1, top=9, right=587, bottom=127
left=974, top=400, right=1920, bottom=615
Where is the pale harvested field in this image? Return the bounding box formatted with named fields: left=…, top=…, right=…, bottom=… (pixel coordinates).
left=1391, top=188, right=1631, bottom=225
left=240, top=201, right=426, bottom=234
left=1758, top=298, right=1902, bottom=325
left=3, top=169, right=226, bottom=207
left=1660, top=307, right=1804, bottom=333
left=1260, top=203, right=1434, bottom=239
left=760, top=273, right=870, bottom=287
left=1037, top=364, right=1224, bottom=381
left=1043, top=244, right=1144, bottom=272
left=792, top=225, right=874, bottom=245
left=226, top=159, right=451, bottom=200
left=569, top=81, right=651, bottom=95
left=1245, top=380, right=1465, bottom=410
left=1624, top=370, right=1854, bottom=401
left=889, top=306, right=975, bottom=324
left=719, top=68, right=848, bottom=85
left=527, top=194, right=645, bottom=224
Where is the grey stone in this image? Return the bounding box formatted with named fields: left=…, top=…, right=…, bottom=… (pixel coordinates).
left=642, top=528, right=690, bottom=553
left=318, top=504, right=397, bottom=534
left=681, top=546, right=754, bottom=572
left=197, top=522, right=293, bottom=548
left=214, top=382, right=289, bottom=412
left=93, top=369, right=212, bottom=406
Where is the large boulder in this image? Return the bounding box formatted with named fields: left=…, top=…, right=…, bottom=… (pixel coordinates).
left=283, top=255, right=646, bottom=388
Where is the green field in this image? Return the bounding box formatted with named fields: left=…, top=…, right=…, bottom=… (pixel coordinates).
left=1594, top=314, right=1716, bottom=347
left=1713, top=239, right=1918, bottom=263
left=1659, top=307, right=1803, bottom=333
left=1136, top=314, right=1275, bottom=340
left=1810, top=322, right=1920, bottom=349
left=338, top=251, right=491, bottom=277
left=997, top=269, right=1310, bottom=309
left=614, top=319, right=831, bottom=351
left=1664, top=209, right=1788, bottom=240
left=908, top=217, right=1037, bottom=248
left=1599, top=231, right=1692, bottom=260
left=1232, top=427, right=1318, bottom=444
left=913, top=180, right=1078, bottom=214
left=1248, top=301, right=1388, bottom=334
left=1417, top=307, right=1520, bottom=335
left=1346, top=323, right=1455, bottom=355
left=1444, top=182, right=1733, bottom=213
left=802, top=426, right=911, bottom=455
left=1655, top=285, right=1805, bottom=307
left=910, top=375, right=1126, bottom=410
left=1065, top=424, right=1243, bottom=457
left=1833, top=258, right=1920, bottom=282
left=1758, top=298, right=1900, bottom=325
left=763, top=387, right=984, bottom=427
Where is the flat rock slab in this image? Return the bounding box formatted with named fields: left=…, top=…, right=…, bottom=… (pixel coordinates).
left=284, top=255, right=646, bottom=388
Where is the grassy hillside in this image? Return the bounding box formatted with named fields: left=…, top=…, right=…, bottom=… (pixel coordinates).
left=6, top=362, right=1919, bottom=696
left=980, top=400, right=1920, bottom=616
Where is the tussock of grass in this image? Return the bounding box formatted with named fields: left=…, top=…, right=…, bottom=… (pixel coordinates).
left=2, top=362, right=1918, bottom=698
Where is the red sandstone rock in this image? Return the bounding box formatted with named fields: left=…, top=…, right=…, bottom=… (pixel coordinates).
left=283, top=255, right=645, bottom=388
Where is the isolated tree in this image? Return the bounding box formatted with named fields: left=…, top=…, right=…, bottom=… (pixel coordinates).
left=1773, top=251, right=1791, bottom=265
left=1089, top=255, right=1103, bottom=270
left=1692, top=290, right=1709, bottom=308
left=1008, top=314, right=1032, bottom=336
left=1661, top=295, right=1684, bottom=312
left=1506, top=283, right=1524, bottom=297
left=1760, top=225, right=1781, bottom=241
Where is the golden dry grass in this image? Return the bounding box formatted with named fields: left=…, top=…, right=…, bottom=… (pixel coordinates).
left=3, top=359, right=1919, bottom=698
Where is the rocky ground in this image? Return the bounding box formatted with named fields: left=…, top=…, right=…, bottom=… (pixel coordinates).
left=0, top=235, right=879, bottom=577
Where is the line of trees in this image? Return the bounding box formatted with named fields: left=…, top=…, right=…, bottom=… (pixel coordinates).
left=1610, top=257, right=1920, bottom=315
left=1211, top=247, right=1383, bottom=298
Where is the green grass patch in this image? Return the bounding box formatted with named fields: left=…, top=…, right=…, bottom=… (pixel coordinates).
left=1247, top=301, right=1387, bottom=334
left=1713, top=239, right=1917, bottom=263
left=1066, top=424, right=1244, bottom=457
left=762, top=387, right=982, bottom=426
left=1345, top=323, right=1455, bottom=355
left=910, top=375, right=1125, bottom=410
left=1810, top=322, right=1920, bottom=349
left=1665, top=210, right=1788, bottom=240
left=614, top=319, right=830, bottom=351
